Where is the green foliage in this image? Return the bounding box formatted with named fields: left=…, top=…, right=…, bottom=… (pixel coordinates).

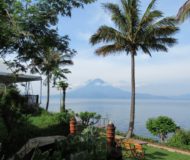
left=0, top=86, right=27, bottom=132
left=0, top=0, right=96, bottom=72
left=28, top=126, right=107, bottom=160
left=90, top=0, right=178, bottom=56
left=146, top=116, right=177, bottom=142
left=0, top=117, right=7, bottom=141
left=0, top=110, right=71, bottom=157
left=177, top=0, right=190, bottom=22
left=76, top=112, right=101, bottom=127
left=135, top=146, right=190, bottom=160
left=167, top=129, right=190, bottom=150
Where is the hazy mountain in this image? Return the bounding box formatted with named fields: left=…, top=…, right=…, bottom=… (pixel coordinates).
left=172, top=94, right=190, bottom=100
left=67, top=79, right=169, bottom=99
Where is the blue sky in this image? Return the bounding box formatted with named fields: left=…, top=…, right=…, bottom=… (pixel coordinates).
left=1, top=0, right=190, bottom=96
left=56, top=0, right=190, bottom=96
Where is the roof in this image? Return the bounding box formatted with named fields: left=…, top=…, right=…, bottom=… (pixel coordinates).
left=0, top=72, right=42, bottom=84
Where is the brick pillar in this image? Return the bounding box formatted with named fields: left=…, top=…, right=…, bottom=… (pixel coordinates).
left=70, top=117, right=76, bottom=135
left=106, top=122, right=115, bottom=147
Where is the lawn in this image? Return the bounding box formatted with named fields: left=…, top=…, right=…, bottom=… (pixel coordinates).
left=0, top=111, right=70, bottom=157
left=125, top=146, right=190, bottom=160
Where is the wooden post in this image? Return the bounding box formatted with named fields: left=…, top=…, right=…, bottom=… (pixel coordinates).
left=70, top=118, right=76, bottom=135
left=106, top=122, right=115, bottom=147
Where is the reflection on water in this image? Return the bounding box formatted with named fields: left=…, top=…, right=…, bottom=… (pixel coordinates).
left=42, top=98, right=190, bottom=139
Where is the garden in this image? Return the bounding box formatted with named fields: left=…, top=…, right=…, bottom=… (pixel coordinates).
left=1, top=0, right=190, bottom=159
left=0, top=86, right=190, bottom=159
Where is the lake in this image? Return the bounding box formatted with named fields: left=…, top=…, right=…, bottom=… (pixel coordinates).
left=43, top=98, right=190, bottom=139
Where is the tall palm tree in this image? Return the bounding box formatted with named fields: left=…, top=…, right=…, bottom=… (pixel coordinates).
left=57, top=81, right=69, bottom=112
left=90, top=0, right=178, bottom=138
left=177, top=0, right=190, bottom=22
left=31, top=48, right=73, bottom=111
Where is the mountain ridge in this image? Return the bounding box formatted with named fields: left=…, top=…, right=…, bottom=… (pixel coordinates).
left=64, top=79, right=170, bottom=99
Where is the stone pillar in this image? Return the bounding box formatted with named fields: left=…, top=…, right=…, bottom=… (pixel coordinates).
left=106, top=122, right=115, bottom=147
left=70, top=117, right=76, bottom=135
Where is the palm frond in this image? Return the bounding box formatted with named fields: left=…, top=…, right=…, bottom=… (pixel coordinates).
left=103, top=3, right=128, bottom=32
left=148, top=43, right=168, bottom=52
left=139, top=45, right=151, bottom=56
left=90, top=0, right=178, bottom=57
left=177, top=0, right=190, bottom=22
left=140, top=10, right=163, bottom=28
left=143, top=17, right=178, bottom=40
left=90, top=25, right=126, bottom=45
left=95, top=43, right=125, bottom=56
left=121, top=0, right=140, bottom=35
left=141, top=0, right=157, bottom=21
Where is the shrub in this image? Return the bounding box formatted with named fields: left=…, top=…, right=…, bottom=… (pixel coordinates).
left=1, top=110, right=71, bottom=158
left=167, top=129, right=190, bottom=149
left=18, top=126, right=107, bottom=160
left=146, top=116, right=177, bottom=142
left=76, top=112, right=101, bottom=127
left=0, top=86, right=27, bottom=132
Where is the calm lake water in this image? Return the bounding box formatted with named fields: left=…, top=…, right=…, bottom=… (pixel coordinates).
left=42, top=98, right=190, bottom=139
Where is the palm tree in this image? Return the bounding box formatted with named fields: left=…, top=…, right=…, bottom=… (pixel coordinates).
left=177, top=0, right=190, bottom=22
left=57, top=81, right=69, bottom=112
left=31, top=48, right=73, bottom=111
left=90, top=0, right=178, bottom=138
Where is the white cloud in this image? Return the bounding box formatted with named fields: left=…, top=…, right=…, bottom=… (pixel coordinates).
left=88, top=3, right=113, bottom=26
left=65, top=44, right=190, bottom=96
left=77, top=32, right=92, bottom=41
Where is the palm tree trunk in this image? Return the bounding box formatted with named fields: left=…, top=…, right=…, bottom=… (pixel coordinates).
left=46, top=73, right=50, bottom=111
left=61, top=89, right=66, bottom=112
left=126, top=53, right=136, bottom=139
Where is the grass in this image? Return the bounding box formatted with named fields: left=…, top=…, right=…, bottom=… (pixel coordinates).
left=28, top=112, right=63, bottom=128
left=1, top=110, right=190, bottom=159
left=0, top=110, right=70, bottom=157
left=124, top=146, right=190, bottom=160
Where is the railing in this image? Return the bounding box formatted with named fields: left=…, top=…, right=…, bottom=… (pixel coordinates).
left=96, top=117, right=109, bottom=128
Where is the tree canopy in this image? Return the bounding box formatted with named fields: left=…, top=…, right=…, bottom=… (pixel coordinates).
left=146, top=116, right=177, bottom=142
left=0, top=0, right=96, bottom=72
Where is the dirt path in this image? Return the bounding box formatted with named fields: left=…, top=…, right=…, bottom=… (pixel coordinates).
left=115, top=135, right=190, bottom=156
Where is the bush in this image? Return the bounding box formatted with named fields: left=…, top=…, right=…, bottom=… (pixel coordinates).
left=16, top=126, right=107, bottom=160
left=146, top=116, right=177, bottom=142
left=76, top=112, right=101, bottom=127
left=0, top=86, right=28, bottom=132
left=167, top=129, right=190, bottom=150
left=0, top=110, right=71, bottom=158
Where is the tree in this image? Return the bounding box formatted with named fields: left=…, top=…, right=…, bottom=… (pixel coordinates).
left=90, top=0, right=178, bottom=138
left=30, top=48, right=74, bottom=111
left=0, top=0, right=97, bottom=75
left=0, top=0, right=96, bottom=111
left=76, top=112, right=101, bottom=127
left=57, top=81, right=69, bottom=112
left=146, top=116, right=177, bottom=142
left=0, top=0, right=21, bottom=58
left=177, top=0, right=190, bottom=22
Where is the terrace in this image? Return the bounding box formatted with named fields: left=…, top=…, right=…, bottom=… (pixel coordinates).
left=0, top=72, right=42, bottom=106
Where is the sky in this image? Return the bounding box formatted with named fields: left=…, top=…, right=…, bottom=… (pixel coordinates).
left=1, top=0, right=190, bottom=96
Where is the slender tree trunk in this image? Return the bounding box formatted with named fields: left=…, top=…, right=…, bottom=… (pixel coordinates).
left=46, top=73, right=50, bottom=111
left=160, top=134, right=165, bottom=143
left=126, top=53, right=136, bottom=139
left=61, top=89, right=66, bottom=112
